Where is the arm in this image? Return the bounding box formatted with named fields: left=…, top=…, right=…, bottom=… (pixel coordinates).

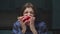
left=12, top=21, right=22, bottom=34
left=29, top=17, right=37, bottom=34
left=38, top=21, right=48, bottom=34
left=30, top=22, right=38, bottom=34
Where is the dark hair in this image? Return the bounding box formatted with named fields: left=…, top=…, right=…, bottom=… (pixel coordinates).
left=19, top=2, right=37, bottom=17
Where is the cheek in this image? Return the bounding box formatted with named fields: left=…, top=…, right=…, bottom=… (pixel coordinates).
left=23, top=14, right=28, bottom=16
left=31, top=14, right=34, bottom=17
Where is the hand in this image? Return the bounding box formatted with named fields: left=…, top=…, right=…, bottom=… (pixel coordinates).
left=29, top=16, right=38, bottom=34
left=17, top=16, right=26, bottom=34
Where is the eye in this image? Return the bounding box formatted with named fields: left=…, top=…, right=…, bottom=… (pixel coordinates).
left=24, top=11, right=28, bottom=14
left=30, top=11, right=34, bottom=14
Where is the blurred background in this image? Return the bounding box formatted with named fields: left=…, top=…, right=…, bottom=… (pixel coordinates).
left=0, top=0, right=60, bottom=34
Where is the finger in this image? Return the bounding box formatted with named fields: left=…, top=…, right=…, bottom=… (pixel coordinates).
left=19, top=16, right=24, bottom=19
left=17, top=17, right=25, bottom=26
left=18, top=16, right=24, bottom=21
left=24, top=20, right=29, bottom=23
left=21, top=20, right=28, bottom=25
left=22, top=16, right=27, bottom=21
left=22, top=16, right=30, bottom=22
left=33, top=17, right=35, bottom=21
left=29, top=17, right=35, bottom=24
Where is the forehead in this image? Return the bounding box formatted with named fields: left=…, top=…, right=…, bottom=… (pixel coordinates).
left=24, top=7, right=34, bottom=12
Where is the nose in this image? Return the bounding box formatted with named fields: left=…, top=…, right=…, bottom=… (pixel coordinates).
left=27, top=13, right=31, bottom=16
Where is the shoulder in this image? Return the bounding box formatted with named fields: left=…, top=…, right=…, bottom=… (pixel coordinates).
left=35, top=21, right=46, bottom=27
left=13, top=20, right=21, bottom=27
left=39, top=21, right=46, bottom=26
